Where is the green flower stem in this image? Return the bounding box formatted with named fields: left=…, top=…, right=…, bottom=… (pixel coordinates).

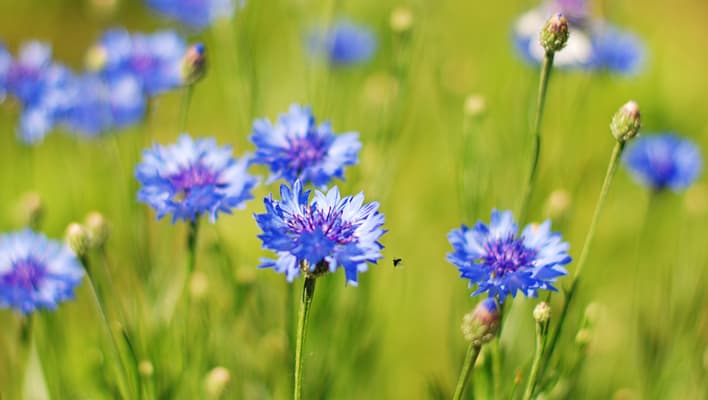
left=179, top=85, right=194, bottom=132
left=83, top=255, right=132, bottom=398
left=519, top=51, right=555, bottom=224
left=522, top=320, right=547, bottom=400
left=294, top=276, right=317, bottom=400
left=452, top=343, right=482, bottom=400
left=186, top=219, right=199, bottom=276
left=542, top=141, right=626, bottom=373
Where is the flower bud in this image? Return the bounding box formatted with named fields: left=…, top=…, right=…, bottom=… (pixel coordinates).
left=390, top=7, right=414, bottom=33
left=461, top=298, right=500, bottom=346
left=84, top=211, right=110, bottom=249
left=65, top=223, right=90, bottom=257
left=610, top=100, right=641, bottom=142
left=182, top=43, right=206, bottom=86
left=464, top=94, right=486, bottom=118
left=544, top=189, right=571, bottom=220
left=540, top=13, right=569, bottom=53
left=204, top=366, right=231, bottom=398
left=533, top=301, right=551, bottom=323
left=16, top=192, right=44, bottom=230
left=575, top=328, right=592, bottom=346
left=138, top=360, right=154, bottom=377
left=85, top=45, right=107, bottom=71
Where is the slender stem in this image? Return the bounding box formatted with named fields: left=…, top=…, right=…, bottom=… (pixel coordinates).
left=179, top=85, right=194, bottom=132
left=294, top=277, right=317, bottom=400
left=522, top=320, right=546, bottom=400
left=542, top=141, right=625, bottom=374
left=84, top=256, right=131, bottom=398
left=186, top=219, right=199, bottom=275
left=452, top=343, right=482, bottom=400
left=519, top=51, right=555, bottom=224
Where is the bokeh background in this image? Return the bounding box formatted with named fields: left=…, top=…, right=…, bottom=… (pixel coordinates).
left=0, top=0, right=707, bottom=399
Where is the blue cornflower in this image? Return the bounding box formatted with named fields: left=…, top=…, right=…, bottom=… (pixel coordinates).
left=136, top=134, right=259, bottom=223
left=146, top=0, right=244, bottom=31
left=0, top=43, right=12, bottom=101
left=0, top=230, right=84, bottom=314
left=622, top=133, right=702, bottom=192
left=308, top=20, right=377, bottom=65
left=250, top=104, right=361, bottom=188
left=90, top=29, right=186, bottom=95
left=447, top=210, right=571, bottom=301
left=6, top=41, right=54, bottom=105
left=254, top=181, right=385, bottom=285
left=513, top=1, right=645, bottom=75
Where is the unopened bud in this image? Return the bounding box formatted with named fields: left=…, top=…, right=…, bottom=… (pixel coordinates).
left=189, top=270, right=210, bottom=300
left=575, top=328, right=592, bottom=346
left=84, top=211, right=110, bottom=249
left=65, top=223, right=90, bottom=257
left=204, top=366, right=231, bottom=398
left=461, top=298, right=500, bottom=345
left=16, top=192, right=44, bottom=229
left=182, top=43, right=206, bottom=86
left=584, top=302, right=600, bottom=325
left=540, top=13, right=569, bottom=53
left=85, top=45, right=107, bottom=71
left=610, top=100, right=641, bottom=142
left=138, top=360, right=154, bottom=377
left=390, top=7, right=414, bottom=33
left=544, top=189, right=571, bottom=220
left=533, top=302, right=551, bottom=323
left=464, top=94, right=486, bottom=118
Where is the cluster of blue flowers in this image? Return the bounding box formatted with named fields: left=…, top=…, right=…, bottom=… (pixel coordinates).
left=513, top=0, right=645, bottom=75
left=0, top=30, right=192, bottom=144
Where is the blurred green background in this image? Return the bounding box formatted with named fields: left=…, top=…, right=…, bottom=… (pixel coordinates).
left=0, top=0, right=707, bottom=399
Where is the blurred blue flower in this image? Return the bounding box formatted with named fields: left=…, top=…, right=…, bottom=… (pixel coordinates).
left=136, top=134, right=258, bottom=223
left=447, top=210, right=570, bottom=301
left=146, top=0, right=244, bottom=31
left=91, top=29, right=186, bottom=95
left=0, top=43, right=12, bottom=101
left=308, top=20, right=377, bottom=65
left=250, top=104, right=361, bottom=188
left=512, top=1, right=645, bottom=75
left=254, top=181, right=385, bottom=285
left=0, top=230, right=84, bottom=314
left=623, top=133, right=702, bottom=192
left=6, top=41, right=54, bottom=105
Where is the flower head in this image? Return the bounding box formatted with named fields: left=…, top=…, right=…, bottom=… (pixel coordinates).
left=513, top=2, right=644, bottom=75
left=136, top=134, right=258, bottom=223
left=447, top=210, right=570, bottom=301
left=0, top=230, right=84, bottom=314
left=250, top=104, right=361, bottom=188
left=146, top=0, right=244, bottom=31
left=623, top=133, right=702, bottom=192
left=461, top=298, right=500, bottom=345
left=540, top=13, right=569, bottom=53
left=90, top=29, right=186, bottom=95
left=308, top=20, right=377, bottom=65
left=254, top=181, right=385, bottom=285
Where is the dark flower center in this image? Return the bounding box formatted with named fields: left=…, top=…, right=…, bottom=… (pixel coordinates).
left=285, top=133, right=329, bottom=175
left=480, top=235, right=537, bottom=278
left=2, top=257, right=46, bottom=291
left=167, top=162, right=220, bottom=201
left=647, top=151, right=675, bottom=188
left=130, top=54, right=158, bottom=74
left=288, top=205, right=356, bottom=246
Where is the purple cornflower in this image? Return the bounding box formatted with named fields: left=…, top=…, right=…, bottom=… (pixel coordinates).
left=254, top=181, right=385, bottom=285
left=136, top=134, right=259, bottom=223
left=622, top=133, right=702, bottom=192
left=145, top=0, right=244, bottom=31
left=0, top=230, right=84, bottom=314
left=250, top=104, right=361, bottom=188
left=89, top=29, right=186, bottom=95
left=307, top=19, right=377, bottom=66
left=513, top=0, right=645, bottom=75
left=447, top=210, right=571, bottom=301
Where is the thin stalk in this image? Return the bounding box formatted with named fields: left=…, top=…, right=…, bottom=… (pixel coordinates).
left=542, top=141, right=625, bottom=373
left=83, top=256, right=132, bottom=398
left=519, top=51, right=555, bottom=224
left=452, top=343, right=482, bottom=400
left=294, top=277, right=316, bottom=400
left=179, top=85, right=194, bottom=132
left=186, top=219, right=199, bottom=275
left=522, top=320, right=547, bottom=400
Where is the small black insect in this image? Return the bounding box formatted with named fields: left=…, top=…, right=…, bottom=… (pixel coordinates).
left=392, top=258, right=403, bottom=267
